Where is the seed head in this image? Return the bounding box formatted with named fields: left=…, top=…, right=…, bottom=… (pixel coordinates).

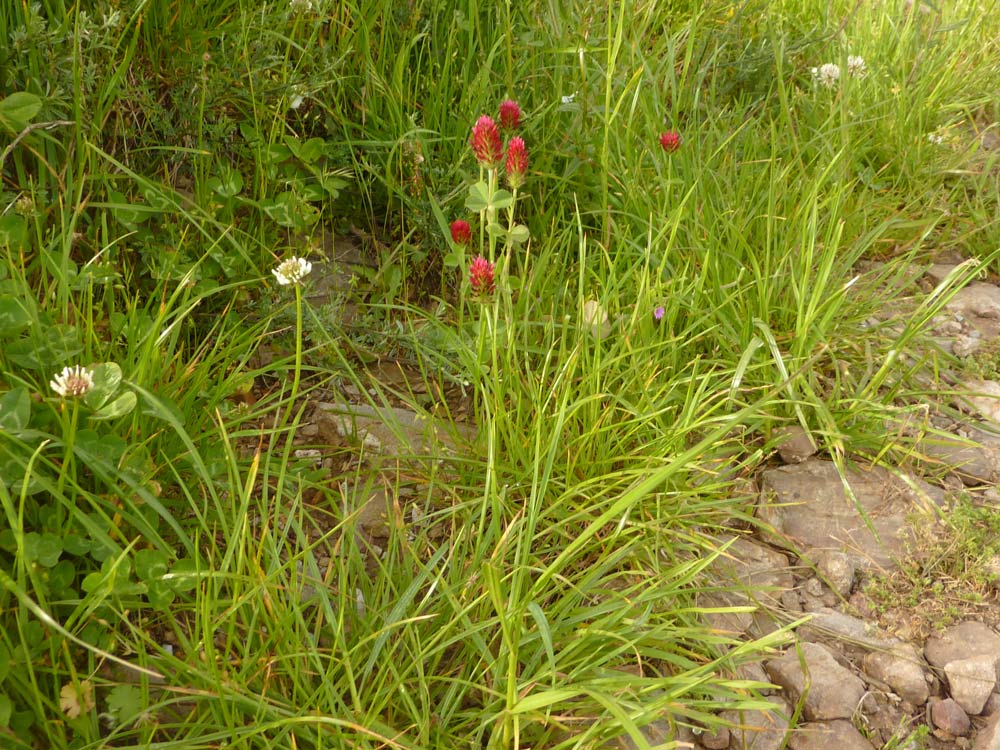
left=470, top=115, right=503, bottom=168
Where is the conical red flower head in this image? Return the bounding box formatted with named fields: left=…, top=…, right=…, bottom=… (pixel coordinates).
left=659, top=130, right=681, bottom=153
left=470, top=115, right=503, bottom=168
left=469, top=255, right=496, bottom=297
left=505, top=136, right=528, bottom=189
left=499, top=99, right=521, bottom=131
left=450, top=219, right=472, bottom=245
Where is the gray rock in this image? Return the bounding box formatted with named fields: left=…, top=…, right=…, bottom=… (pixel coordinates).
left=816, top=550, right=855, bottom=597
left=786, top=720, right=876, bottom=749
left=758, top=459, right=945, bottom=570
left=799, top=608, right=897, bottom=658
left=775, top=426, right=818, bottom=464
left=945, top=655, right=997, bottom=715
left=722, top=696, right=791, bottom=750
left=862, top=643, right=930, bottom=706
left=930, top=697, right=972, bottom=736
left=765, top=642, right=866, bottom=721
left=699, top=534, right=796, bottom=637
left=312, top=401, right=475, bottom=456
left=701, top=726, right=730, bottom=749
left=925, top=621, right=1000, bottom=669
left=946, top=282, right=1000, bottom=321
left=974, top=710, right=1000, bottom=750
left=919, top=424, right=1000, bottom=485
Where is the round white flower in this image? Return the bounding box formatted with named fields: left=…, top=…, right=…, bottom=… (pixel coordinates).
left=812, top=63, right=841, bottom=89
left=847, top=55, right=867, bottom=78
left=50, top=365, right=95, bottom=398
left=272, top=257, right=313, bottom=286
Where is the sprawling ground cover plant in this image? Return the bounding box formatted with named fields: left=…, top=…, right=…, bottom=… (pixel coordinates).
left=1, top=0, right=998, bottom=747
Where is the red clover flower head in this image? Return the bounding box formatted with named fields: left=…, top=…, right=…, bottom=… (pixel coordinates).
left=470, top=115, right=503, bottom=168
left=499, top=99, right=521, bottom=131
left=505, top=136, right=529, bottom=189
left=450, top=219, right=472, bottom=245
left=468, top=255, right=496, bottom=298
left=659, top=130, right=681, bottom=153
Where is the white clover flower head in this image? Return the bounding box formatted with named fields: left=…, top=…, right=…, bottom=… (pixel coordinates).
left=847, top=55, right=867, bottom=78
left=811, top=63, right=841, bottom=88
left=928, top=133, right=944, bottom=145
left=561, top=92, right=577, bottom=105
left=290, top=0, right=314, bottom=11
left=272, top=256, right=313, bottom=286
left=51, top=365, right=94, bottom=398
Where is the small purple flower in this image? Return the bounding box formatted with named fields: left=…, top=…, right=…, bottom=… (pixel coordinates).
left=653, top=305, right=665, bottom=321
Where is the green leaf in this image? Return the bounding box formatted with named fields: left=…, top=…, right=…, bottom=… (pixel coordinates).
left=465, top=181, right=490, bottom=213
left=89, top=391, right=136, bottom=421
left=83, top=362, right=123, bottom=408
left=207, top=166, right=244, bottom=198
left=134, top=548, right=169, bottom=582
left=106, top=685, right=145, bottom=724
left=0, top=388, right=30, bottom=431
left=5, top=323, right=81, bottom=370
left=508, top=224, right=530, bottom=245
left=0, top=693, right=11, bottom=727
left=23, top=531, right=63, bottom=568
left=106, top=190, right=154, bottom=227
left=0, top=214, right=28, bottom=251
left=0, top=91, right=42, bottom=133
left=491, top=189, right=514, bottom=210
left=0, top=297, right=33, bottom=338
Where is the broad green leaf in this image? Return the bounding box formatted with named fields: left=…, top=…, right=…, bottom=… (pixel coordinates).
left=465, top=181, right=490, bottom=212
left=23, top=531, right=63, bottom=568
left=0, top=388, right=30, bottom=431
left=0, top=693, right=11, bottom=727
left=207, top=166, right=244, bottom=198
left=491, top=189, right=513, bottom=210
left=0, top=214, right=27, bottom=251
left=106, top=685, right=144, bottom=724
left=134, top=548, right=169, bottom=582
left=508, top=224, right=530, bottom=245
left=89, top=391, right=136, bottom=421
left=0, top=91, right=42, bottom=133
left=83, top=362, right=123, bottom=408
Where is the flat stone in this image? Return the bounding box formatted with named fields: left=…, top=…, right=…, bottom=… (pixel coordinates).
left=974, top=710, right=1000, bottom=750
left=758, top=459, right=944, bottom=570
left=946, top=282, right=1000, bottom=320
left=799, top=608, right=897, bottom=658
left=722, top=696, right=791, bottom=750
left=862, top=644, right=930, bottom=706
left=704, top=536, right=794, bottom=609
left=945, top=655, right=997, bottom=715
left=786, top=720, right=876, bottom=750
left=930, top=697, right=972, bottom=736
left=920, top=424, right=1000, bottom=485
left=775, top=426, right=818, bottom=464
left=312, top=401, right=475, bottom=456
left=765, top=642, right=866, bottom=721
left=959, top=379, right=1000, bottom=423
left=925, top=621, right=1000, bottom=669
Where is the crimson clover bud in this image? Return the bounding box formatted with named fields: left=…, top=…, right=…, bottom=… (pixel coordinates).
left=499, top=99, right=521, bottom=131
left=470, top=115, right=503, bottom=168
left=450, top=219, right=472, bottom=245
left=659, top=130, right=681, bottom=153
left=505, top=136, right=529, bottom=189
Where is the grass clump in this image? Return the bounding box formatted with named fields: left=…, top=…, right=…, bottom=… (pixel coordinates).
left=1, top=0, right=1000, bottom=748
